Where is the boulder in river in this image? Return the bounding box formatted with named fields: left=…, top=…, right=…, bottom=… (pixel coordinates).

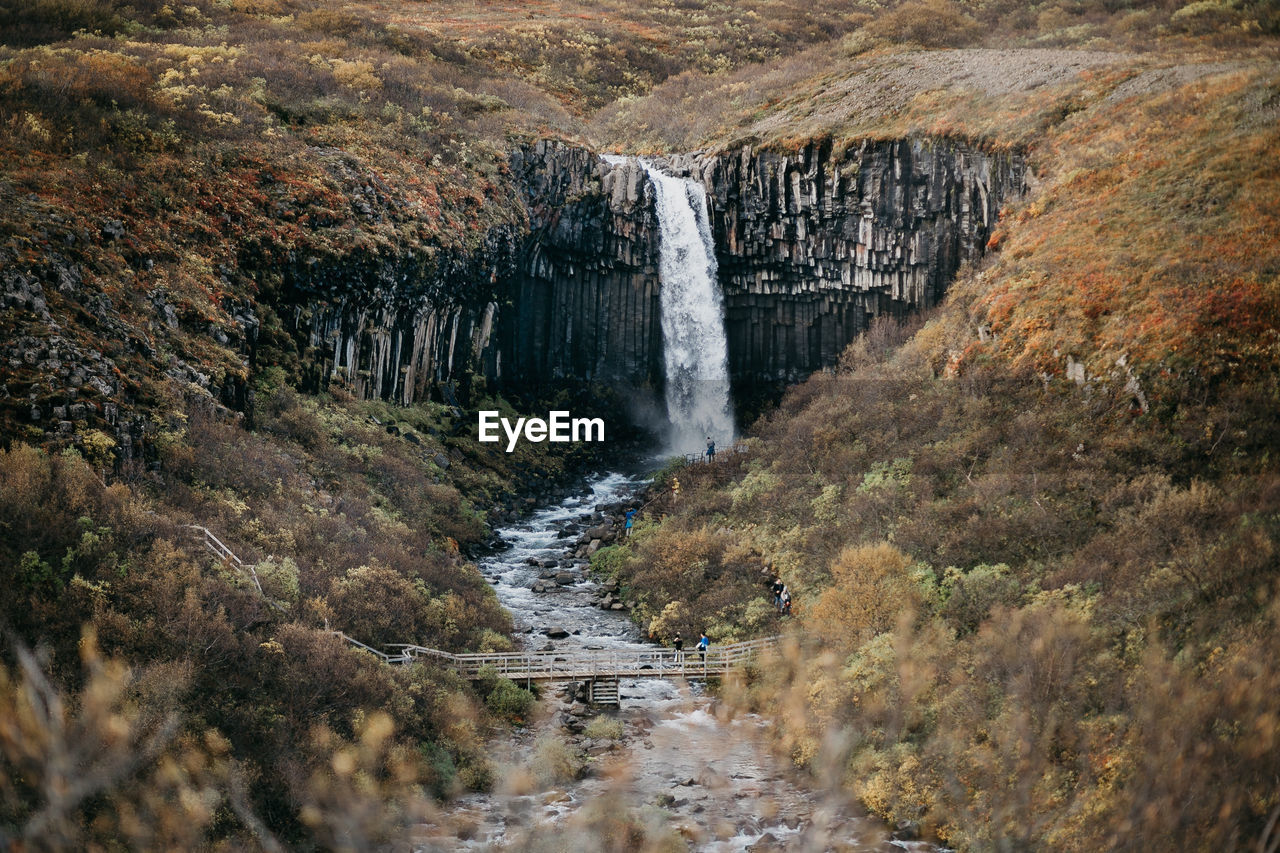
left=545, top=627, right=570, bottom=639
left=746, top=832, right=780, bottom=852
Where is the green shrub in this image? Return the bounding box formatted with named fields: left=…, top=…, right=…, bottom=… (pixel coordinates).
left=484, top=678, right=535, bottom=721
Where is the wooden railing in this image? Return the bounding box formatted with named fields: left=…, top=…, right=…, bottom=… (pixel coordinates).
left=683, top=443, right=750, bottom=465
left=390, top=635, right=780, bottom=681
left=185, top=524, right=264, bottom=596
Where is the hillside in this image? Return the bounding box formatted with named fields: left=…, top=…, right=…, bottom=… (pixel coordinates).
left=2, top=0, right=1279, bottom=849
left=592, top=35, right=1280, bottom=853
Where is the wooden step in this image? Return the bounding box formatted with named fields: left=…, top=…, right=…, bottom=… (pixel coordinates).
left=588, top=677, right=620, bottom=706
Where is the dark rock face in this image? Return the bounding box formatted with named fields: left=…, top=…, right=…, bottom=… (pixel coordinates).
left=682, top=138, right=1027, bottom=381
left=495, top=137, right=1024, bottom=389
left=260, top=225, right=520, bottom=406
left=499, top=141, right=663, bottom=389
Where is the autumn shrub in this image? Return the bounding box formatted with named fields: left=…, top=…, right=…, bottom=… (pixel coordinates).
left=0, top=0, right=124, bottom=47
left=582, top=714, right=624, bottom=741
left=862, top=0, right=982, bottom=47
left=0, top=631, right=227, bottom=850
left=936, top=563, right=1023, bottom=635
left=528, top=735, right=582, bottom=787
left=326, top=565, right=438, bottom=649
left=807, top=544, right=922, bottom=653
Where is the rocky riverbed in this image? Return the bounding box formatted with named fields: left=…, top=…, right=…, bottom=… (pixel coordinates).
left=416, top=470, right=940, bottom=852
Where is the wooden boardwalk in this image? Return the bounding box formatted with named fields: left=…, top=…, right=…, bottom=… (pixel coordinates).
left=390, top=636, right=779, bottom=682
left=180, top=518, right=778, bottom=697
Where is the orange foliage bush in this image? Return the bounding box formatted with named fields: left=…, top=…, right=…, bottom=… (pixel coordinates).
left=863, top=0, right=982, bottom=47
left=807, top=544, right=920, bottom=652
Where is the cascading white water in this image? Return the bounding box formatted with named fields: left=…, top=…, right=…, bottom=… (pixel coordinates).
left=626, top=160, right=735, bottom=454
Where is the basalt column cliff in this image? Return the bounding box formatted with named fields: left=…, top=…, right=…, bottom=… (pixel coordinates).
left=262, top=138, right=1024, bottom=407
left=500, top=142, right=664, bottom=389
left=501, top=139, right=1025, bottom=391
left=680, top=139, right=1027, bottom=381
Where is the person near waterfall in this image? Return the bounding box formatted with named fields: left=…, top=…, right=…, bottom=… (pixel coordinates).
left=673, top=633, right=684, bottom=663
left=706, top=437, right=716, bottom=461
left=697, top=632, right=710, bottom=661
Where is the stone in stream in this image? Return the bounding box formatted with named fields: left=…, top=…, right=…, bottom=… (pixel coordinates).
left=582, top=524, right=611, bottom=541
left=745, top=832, right=780, bottom=853
left=555, top=571, right=576, bottom=585
left=545, top=627, right=570, bottom=639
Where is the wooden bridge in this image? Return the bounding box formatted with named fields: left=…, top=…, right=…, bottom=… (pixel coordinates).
left=386, top=636, right=780, bottom=705
left=390, top=635, right=779, bottom=682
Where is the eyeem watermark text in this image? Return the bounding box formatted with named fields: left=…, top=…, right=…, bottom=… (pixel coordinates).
left=478, top=410, right=605, bottom=452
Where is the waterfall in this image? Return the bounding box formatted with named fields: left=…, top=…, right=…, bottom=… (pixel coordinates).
left=646, top=165, right=736, bottom=454
left=604, top=156, right=734, bottom=454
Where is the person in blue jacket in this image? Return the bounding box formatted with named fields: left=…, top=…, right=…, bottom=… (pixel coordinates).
left=697, top=632, right=710, bottom=660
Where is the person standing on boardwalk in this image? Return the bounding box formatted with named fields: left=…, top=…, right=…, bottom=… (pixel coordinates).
left=706, top=437, right=716, bottom=461
left=697, top=632, right=709, bottom=661
left=673, top=633, right=684, bottom=663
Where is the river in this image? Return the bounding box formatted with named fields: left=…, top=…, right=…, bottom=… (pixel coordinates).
left=417, top=469, right=939, bottom=852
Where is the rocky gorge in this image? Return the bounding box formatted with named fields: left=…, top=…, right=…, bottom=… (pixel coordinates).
left=270, top=135, right=1025, bottom=402
left=3, top=134, right=1024, bottom=459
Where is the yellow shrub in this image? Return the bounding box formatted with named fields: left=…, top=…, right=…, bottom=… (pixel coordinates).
left=808, top=543, right=920, bottom=652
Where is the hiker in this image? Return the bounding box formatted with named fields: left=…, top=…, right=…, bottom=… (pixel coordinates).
left=673, top=633, right=684, bottom=663
left=697, top=632, right=709, bottom=661
left=781, top=587, right=792, bottom=616
left=771, top=576, right=785, bottom=610
left=706, top=436, right=716, bottom=461
left=624, top=508, right=636, bottom=537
